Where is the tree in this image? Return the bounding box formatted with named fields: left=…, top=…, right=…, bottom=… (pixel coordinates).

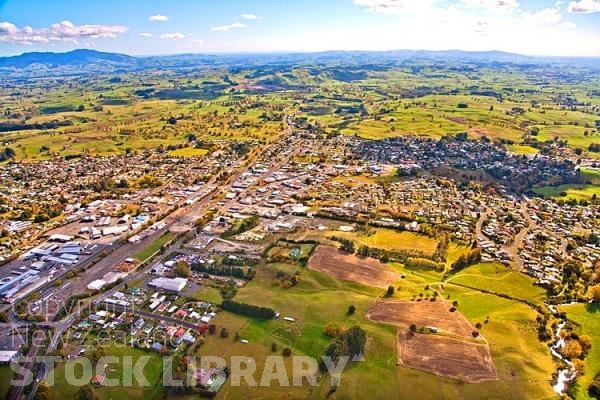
left=76, top=385, right=99, bottom=400
left=271, top=342, right=278, bottom=352
left=347, top=305, right=356, bottom=315
left=77, top=105, right=85, bottom=112
left=475, top=322, right=482, bottom=330
left=563, top=340, right=583, bottom=360
left=573, top=359, right=586, bottom=375
left=167, top=116, right=177, bottom=125
left=588, top=285, right=600, bottom=302
left=34, top=381, right=51, bottom=400
left=385, top=285, right=395, bottom=297
left=579, top=335, right=593, bottom=351
left=589, top=371, right=600, bottom=398
left=325, top=323, right=341, bottom=338
left=4, top=147, right=15, bottom=158
left=220, top=328, right=229, bottom=338
left=0, top=312, right=7, bottom=323
left=88, top=347, right=105, bottom=365
left=409, top=324, right=417, bottom=333
left=174, top=261, right=191, bottom=278
left=282, top=347, right=292, bottom=357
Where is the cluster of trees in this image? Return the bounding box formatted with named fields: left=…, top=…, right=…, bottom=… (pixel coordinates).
left=559, top=332, right=592, bottom=374
left=221, top=300, right=275, bottom=319
left=356, top=243, right=432, bottom=264
left=405, top=257, right=445, bottom=272
left=190, top=260, right=255, bottom=280
left=0, top=119, right=73, bottom=133
left=222, top=216, right=259, bottom=238
left=320, top=326, right=366, bottom=371
left=136, top=174, right=164, bottom=189
left=272, top=270, right=299, bottom=289
left=450, top=248, right=482, bottom=271
left=332, top=237, right=354, bottom=253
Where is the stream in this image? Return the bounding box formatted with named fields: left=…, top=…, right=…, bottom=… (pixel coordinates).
left=547, top=304, right=577, bottom=395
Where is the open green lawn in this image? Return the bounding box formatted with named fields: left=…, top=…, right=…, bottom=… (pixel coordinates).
left=0, top=365, right=12, bottom=399
left=329, top=228, right=439, bottom=256
left=559, top=303, right=600, bottom=400
left=533, top=184, right=600, bottom=202
left=135, top=231, right=177, bottom=261
left=49, top=345, right=165, bottom=400
left=190, top=285, right=223, bottom=304
left=166, top=147, right=209, bottom=158
left=507, top=144, right=540, bottom=155
left=581, top=168, right=600, bottom=185
left=447, top=262, right=548, bottom=306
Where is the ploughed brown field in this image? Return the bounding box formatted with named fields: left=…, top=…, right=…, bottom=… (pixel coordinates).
left=307, top=245, right=399, bottom=288
left=366, top=299, right=476, bottom=338
left=367, top=300, right=498, bottom=383
left=397, top=331, right=498, bottom=383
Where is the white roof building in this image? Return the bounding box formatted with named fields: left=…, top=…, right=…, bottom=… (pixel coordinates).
left=0, top=350, right=18, bottom=364
left=148, top=277, right=188, bottom=292
left=87, top=279, right=106, bottom=291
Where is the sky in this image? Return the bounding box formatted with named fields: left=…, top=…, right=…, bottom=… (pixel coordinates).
left=0, top=0, right=599, bottom=56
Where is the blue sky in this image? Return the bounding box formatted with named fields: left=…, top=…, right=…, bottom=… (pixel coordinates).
left=0, top=0, right=599, bottom=56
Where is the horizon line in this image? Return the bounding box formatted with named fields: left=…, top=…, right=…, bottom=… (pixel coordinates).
left=3, top=48, right=600, bottom=60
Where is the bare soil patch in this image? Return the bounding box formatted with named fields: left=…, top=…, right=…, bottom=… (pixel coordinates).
left=397, top=331, right=497, bottom=382
left=307, top=245, right=399, bottom=288
left=367, top=299, right=498, bottom=382
left=366, top=299, right=475, bottom=338
left=446, top=116, right=468, bottom=125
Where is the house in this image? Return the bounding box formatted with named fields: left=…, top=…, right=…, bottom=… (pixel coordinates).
left=0, top=350, right=18, bottom=364
left=91, top=375, right=106, bottom=386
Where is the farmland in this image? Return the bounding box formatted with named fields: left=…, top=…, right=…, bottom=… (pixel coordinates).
left=397, top=332, right=497, bottom=383
left=366, top=299, right=479, bottom=338
left=307, top=245, right=400, bottom=288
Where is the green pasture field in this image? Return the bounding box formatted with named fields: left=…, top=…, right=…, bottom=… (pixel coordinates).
left=49, top=344, right=165, bottom=400
left=135, top=231, right=177, bottom=261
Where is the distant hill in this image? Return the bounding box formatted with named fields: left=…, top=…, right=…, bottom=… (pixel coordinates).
left=0, top=49, right=135, bottom=68
left=0, top=48, right=597, bottom=76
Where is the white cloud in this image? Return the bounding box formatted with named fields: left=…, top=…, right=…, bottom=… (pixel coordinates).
left=138, top=32, right=152, bottom=37
left=568, top=0, right=600, bottom=13
left=353, top=0, right=438, bottom=14
left=159, top=32, right=185, bottom=40
left=240, top=13, right=261, bottom=20
left=460, top=0, right=519, bottom=11
left=149, top=14, right=169, bottom=22
left=0, top=20, right=128, bottom=44
left=523, top=7, right=563, bottom=24
left=211, top=22, right=246, bottom=32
